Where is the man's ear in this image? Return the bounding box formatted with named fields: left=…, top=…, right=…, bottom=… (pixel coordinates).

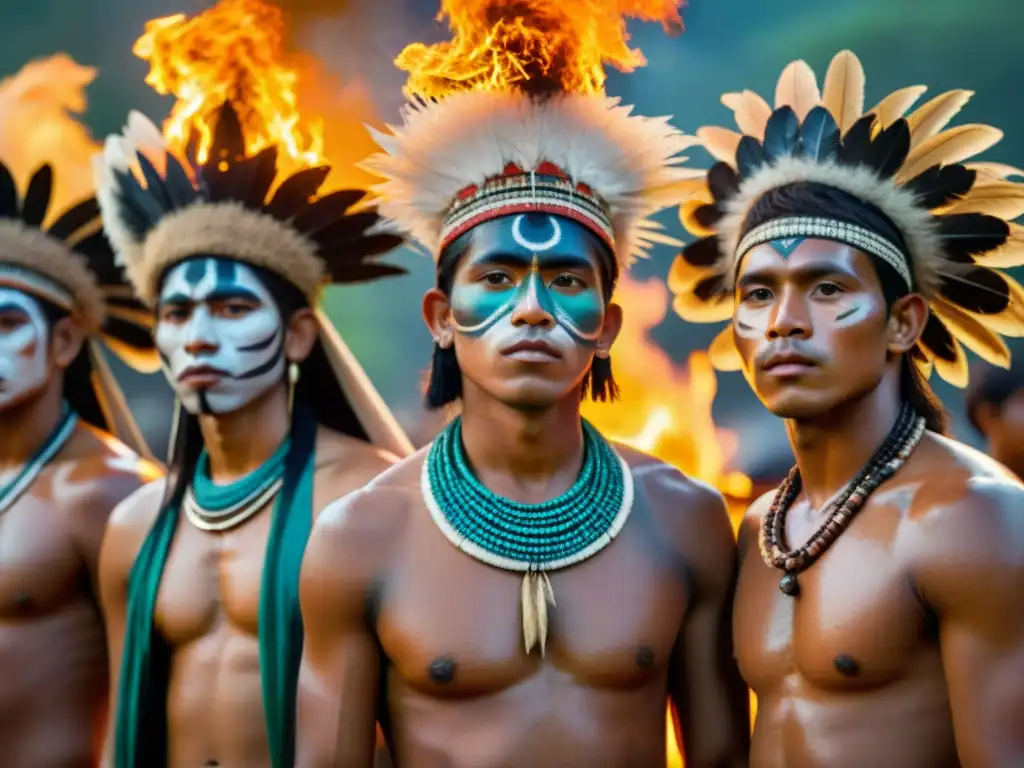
left=886, top=293, right=929, bottom=355
left=422, top=288, right=454, bottom=347
left=50, top=315, right=87, bottom=370
left=284, top=308, right=319, bottom=364
left=596, top=302, right=623, bottom=358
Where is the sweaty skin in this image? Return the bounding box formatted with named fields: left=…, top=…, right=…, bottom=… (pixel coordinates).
left=731, top=239, right=1024, bottom=768
left=0, top=287, right=158, bottom=767
left=99, top=256, right=399, bottom=767
left=295, top=214, right=750, bottom=768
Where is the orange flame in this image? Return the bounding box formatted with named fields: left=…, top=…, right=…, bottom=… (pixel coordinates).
left=133, top=0, right=324, bottom=170
left=396, top=0, right=684, bottom=99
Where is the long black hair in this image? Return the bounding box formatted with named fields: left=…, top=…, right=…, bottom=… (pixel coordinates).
left=742, top=181, right=948, bottom=434
left=425, top=213, right=621, bottom=409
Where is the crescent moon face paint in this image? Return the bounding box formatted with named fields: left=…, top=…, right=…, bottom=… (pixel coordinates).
left=0, top=288, right=50, bottom=410
left=155, top=258, right=286, bottom=415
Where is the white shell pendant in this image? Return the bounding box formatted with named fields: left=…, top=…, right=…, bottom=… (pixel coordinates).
left=521, top=570, right=556, bottom=656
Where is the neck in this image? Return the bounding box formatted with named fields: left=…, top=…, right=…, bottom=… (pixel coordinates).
left=459, top=382, right=585, bottom=500
left=0, top=379, right=66, bottom=471
left=197, top=384, right=291, bottom=483
left=786, top=373, right=902, bottom=510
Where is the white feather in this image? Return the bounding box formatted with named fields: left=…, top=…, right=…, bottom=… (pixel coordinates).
left=360, top=91, right=701, bottom=269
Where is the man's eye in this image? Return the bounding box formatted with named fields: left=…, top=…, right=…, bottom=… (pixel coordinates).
left=0, top=315, right=27, bottom=331
left=161, top=307, right=188, bottom=322
left=222, top=302, right=254, bottom=315
left=743, top=288, right=773, bottom=302
left=815, top=282, right=844, bottom=297
left=483, top=273, right=512, bottom=286
left=552, top=274, right=584, bottom=289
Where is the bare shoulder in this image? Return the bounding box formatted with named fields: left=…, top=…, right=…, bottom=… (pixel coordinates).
left=306, top=448, right=428, bottom=581
left=614, top=442, right=736, bottom=573
left=737, top=489, right=775, bottom=559
left=313, top=427, right=403, bottom=498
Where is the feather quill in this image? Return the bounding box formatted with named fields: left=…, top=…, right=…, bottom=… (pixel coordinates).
left=821, top=50, right=865, bottom=133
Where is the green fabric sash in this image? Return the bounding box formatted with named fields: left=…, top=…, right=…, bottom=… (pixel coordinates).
left=113, top=407, right=317, bottom=767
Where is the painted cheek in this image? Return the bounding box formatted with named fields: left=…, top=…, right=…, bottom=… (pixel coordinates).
left=450, top=283, right=514, bottom=337
left=551, top=290, right=603, bottom=342
left=823, top=295, right=877, bottom=328
left=734, top=303, right=769, bottom=338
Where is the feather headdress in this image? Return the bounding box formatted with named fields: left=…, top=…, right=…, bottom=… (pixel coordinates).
left=0, top=160, right=157, bottom=457
left=670, top=50, right=1024, bottom=386
left=94, top=102, right=414, bottom=457
left=360, top=0, right=703, bottom=268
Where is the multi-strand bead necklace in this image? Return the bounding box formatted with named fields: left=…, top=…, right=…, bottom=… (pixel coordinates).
left=422, top=417, right=633, bottom=655
left=0, top=404, right=78, bottom=520
left=759, top=403, right=927, bottom=596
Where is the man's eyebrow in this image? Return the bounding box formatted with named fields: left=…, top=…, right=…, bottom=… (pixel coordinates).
left=0, top=302, right=29, bottom=314
left=206, top=287, right=262, bottom=302
left=737, top=261, right=856, bottom=289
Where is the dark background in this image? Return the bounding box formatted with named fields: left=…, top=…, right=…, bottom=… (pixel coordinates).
left=3, top=0, right=1022, bottom=481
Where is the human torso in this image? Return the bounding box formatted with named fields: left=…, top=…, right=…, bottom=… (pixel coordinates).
left=734, top=435, right=1006, bottom=768
left=154, top=429, right=390, bottom=768
left=0, top=426, right=146, bottom=767
left=375, top=448, right=692, bottom=768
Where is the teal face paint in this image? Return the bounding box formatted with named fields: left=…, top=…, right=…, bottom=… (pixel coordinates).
left=449, top=213, right=607, bottom=347
left=769, top=236, right=807, bottom=258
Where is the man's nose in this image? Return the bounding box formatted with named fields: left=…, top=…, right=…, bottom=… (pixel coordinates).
left=510, top=273, right=556, bottom=328
left=183, top=309, right=218, bottom=354
left=766, top=286, right=811, bottom=340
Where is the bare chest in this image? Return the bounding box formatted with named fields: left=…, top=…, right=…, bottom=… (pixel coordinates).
left=0, top=496, right=84, bottom=618
left=378, top=510, right=689, bottom=698
left=734, top=505, right=932, bottom=694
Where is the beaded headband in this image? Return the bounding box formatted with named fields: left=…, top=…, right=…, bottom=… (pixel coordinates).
left=669, top=49, right=1024, bottom=387
left=440, top=164, right=614, bottom=254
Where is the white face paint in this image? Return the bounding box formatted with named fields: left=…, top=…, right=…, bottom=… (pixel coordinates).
left=155, top=258, right=285, bottom=415
left=0, top=287, right=50, bottom=410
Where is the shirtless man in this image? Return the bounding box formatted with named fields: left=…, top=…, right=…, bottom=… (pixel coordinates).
left=669, top=50, right=1024, bottom=766
left=0, top=158, right=159, bottom=766
left=296, top=5, right=750, bottom=765
left=94, top=104, right=413, bottom=767
left=965, top=358, right=1024, bottom=479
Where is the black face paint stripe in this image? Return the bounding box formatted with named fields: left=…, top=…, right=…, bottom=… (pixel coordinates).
left=835, top=307, right=857, bottom=321
left=736, top=321, right=754, bottom=331
left=198, top=391, right=213, bottom=414
left=237, top=328, right=279, bottom=352
left=234, top=332, right=285, bottom=380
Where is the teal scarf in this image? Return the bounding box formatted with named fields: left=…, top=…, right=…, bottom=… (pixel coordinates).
left=113, top=407, right=317, bottom=767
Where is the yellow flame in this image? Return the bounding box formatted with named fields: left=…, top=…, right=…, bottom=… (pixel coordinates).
left=396, top=0, right=683, bottom=99
left=133, top=0, right=323, bottom=170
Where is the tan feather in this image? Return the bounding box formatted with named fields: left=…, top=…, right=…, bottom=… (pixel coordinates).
left=897, top=124, right=1003, bottom=183
left=905, top=90, right=973, bottom=149
left=721, top=90, right=773, bottom=138
left=774, top=59, right=820, bottom=119
left=974, top=222, right=1024, bottom=268
left=672, top=289, right=732, bottom=323
left=943, top=181, right=1024, bottom=220
left=708, top=325, right=743, bottom=371
left=667, top=249, right=716, bottom=293
left=931, top=297, right=1010, bottom=368
left=966, top=162, right=1024, bottom=182
left=678, top=199, right=716, bottom=238
left=912, top=352, right=935, bottom=381
left=926, top=333, right=969, bottom=388
left=535, top=571, right=554, bottom=657
left=867, top=85, right=928, bottom=128
left=821, top=50, right=865, bottom=133
left=696, top=126, right=742, bottom=163
left=100, top=335, right=162, bottom=374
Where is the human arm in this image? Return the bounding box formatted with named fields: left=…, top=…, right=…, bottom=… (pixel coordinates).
left=95, top=481, right=166, bottom=767
left=665, top=476, right=750, bottom=768
left=912, top=478, right=1024, bottom=767
left=296, top=487, right=404, bottom=768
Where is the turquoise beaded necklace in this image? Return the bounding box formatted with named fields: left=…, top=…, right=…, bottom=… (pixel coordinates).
left=422, top=416, right=634, bottom=655
left=184, top=438, right=291, bottom=531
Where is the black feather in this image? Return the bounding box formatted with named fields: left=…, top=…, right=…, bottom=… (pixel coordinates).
left=903, top=165, right=976, bottom=209
left=104, top=294, right=150, bottom=313
left=113, top=170, right=164, bottom=238
left=317, top=233, right=404, bottom=262
left=735, top=135, right=767, bottom=178
left=323, top=261, right=407, bottom=284
left=20, top=165, right=53, bottom=227
left=136, top=153, right=174, bottom=212
left=919, top=314, right=958, bottom=362
left=837, top=114, right=875, bottom=165
left=162, top=154, right=200, bottom=209
left=0, top=162, right=17, bottom=219
left=265, top=166, right=330, bottom=220
left=693, top=203, right=723, bottom=230
left=707, top=162, right=740, bottom=202
left=184, top=126, right=201, bottom=172
left=73, top=231, right=121, bottom=284
left=936, top=213, right=1010, bottom=258
left=307, top=211, right=380, bottom=248
left=862, top=119, right=911, bottom=179
left=102, top=314, right=157, bottom=351
left=694, top=273, right=729, bottom=302
left=291, top=189, right=367, bottom=235
left=47, top=198, right=100, bottom=241
left=798, top=106, right=840, bottom=163
left=680, top=236, right=722, bottom=267
left=240, top=146, right=279, bottom=209
left=762, top=106, right=801, bottom=162
left=210, top=103, right=245, bottom=165
left=939, top=266, right=1010, bottom=314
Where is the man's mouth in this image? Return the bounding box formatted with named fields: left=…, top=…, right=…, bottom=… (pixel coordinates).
left=501, top=339, right=562, bottom=362
left=177, top=365, right=229, bottom=386
left=761, top=350, right=818, bottom=376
